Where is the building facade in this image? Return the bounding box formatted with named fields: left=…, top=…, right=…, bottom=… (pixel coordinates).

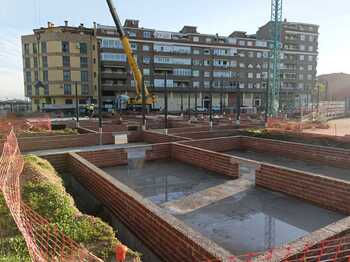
left=22, top=22, right=98, bottom=116
left=22, top=19, right=319, bottom=114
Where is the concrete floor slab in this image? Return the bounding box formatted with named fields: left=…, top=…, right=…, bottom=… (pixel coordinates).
left=226, top=149, right=350, bottom=181
left=102, top=159, right=233, bottom=205
left=177, top=187, right=345, bottom=255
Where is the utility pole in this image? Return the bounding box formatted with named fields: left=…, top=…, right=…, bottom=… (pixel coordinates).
left=75, top=82, right=79, bottom=128
left=141, top=69, right=146, bottom=130
left=236, top=82, right=241, bottom=126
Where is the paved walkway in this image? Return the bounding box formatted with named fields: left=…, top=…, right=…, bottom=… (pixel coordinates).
left=303, top=117, right=350, bottom=136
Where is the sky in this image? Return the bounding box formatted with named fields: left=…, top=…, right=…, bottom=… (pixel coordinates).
left=0, top=0, right=349, bottom=99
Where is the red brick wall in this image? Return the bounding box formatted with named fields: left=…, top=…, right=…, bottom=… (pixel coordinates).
left=176, top=130, right=238, bottom=139
left=127, top=131, right=143, bottom=142
left=142, top=130, right=188, bottom=144
left=145, top=143, right=171, bottom=161
left=40, top=153, right=68, bottom=173
left=68, top=153, right=229, bottom=262
left=77, top=149, right=128, bottom=168
left=171, top=143, right=239, bottom=178
left=18, top=132, right=115, bottom=152
left=240, top=136, right=350, bottom=169
left=180, top=137, right=241, bottom=152
left=256, top=164, right=350, bottom=214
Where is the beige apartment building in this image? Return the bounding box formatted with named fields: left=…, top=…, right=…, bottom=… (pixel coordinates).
left=21, top=22, right=98, bottom=115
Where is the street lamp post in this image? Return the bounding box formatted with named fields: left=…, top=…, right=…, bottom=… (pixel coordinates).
left=236, top=82, right=241, bottom=126
left=97, top=40, right=103, bottom=144
left=75, top=82, right=79, bottom=128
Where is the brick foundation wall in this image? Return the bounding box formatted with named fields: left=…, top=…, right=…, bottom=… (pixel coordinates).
left=171, top=143, right=239, bottom=178
left=145, top=144, right=171, bottom=161
left=176, top=130, right=239, bottom=139
left=240, top=136, right=350, bottom=169
left=127, top=131, right=143, bottom=142
left=256, top=164, right=350, bottom=214
left=40, top=153, right=68, bottom=173
left=77, top=149, right=128, bottom=168
left=180, top=137, right=241, bottom=152
left=142, top=130, right=188, bottom=144
left=18, top=132, right=115, bottom=152
left=68, top=153, right=230, bottom=262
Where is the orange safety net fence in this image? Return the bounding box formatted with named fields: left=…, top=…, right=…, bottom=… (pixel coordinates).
left=0, top=113, right=51, bottom=135
left=0, top=128, right=102, bottom=262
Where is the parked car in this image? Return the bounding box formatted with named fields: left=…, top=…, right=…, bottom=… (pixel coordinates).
left=192, top=106, right=208, bottom=113
left=211, top=106, right=221, bottom=113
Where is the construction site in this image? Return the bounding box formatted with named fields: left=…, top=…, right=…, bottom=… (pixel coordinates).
left=1, top=0, right=350, bottom=262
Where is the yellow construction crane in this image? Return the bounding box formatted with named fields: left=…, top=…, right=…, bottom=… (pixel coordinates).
left=105, top=0, right=156, bottom=109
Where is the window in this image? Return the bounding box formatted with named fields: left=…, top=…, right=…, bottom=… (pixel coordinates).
left=193, top=36, right=199, bottom=42
left=62, top=41, right=69, bottom=53
left=239, top=63, right=245, bottom=68
left=300, top=45, right=306, bottom=51
left=299, top=74, right=304, bottom=80
left=248, top=64, right=254, bottom=69
left=204, top=81, right=210, bottom=88
left=239, top=40, right=245, bottom=46
left=308, top=65, right=313, bottom=71
left=65, top=99, right=73, bottom=104
left=263, top=51, right=269, bottom=58
left=154, top=56, right=191, bottom=65
left=308, top=46, right=314, bottom=52
left=33, top=43, right=37, bottom=54
left=143, top=56, right=150, bottom=64
left=307, top=74, right=312, bottom=80
left=25, top=58, right=31, bottom=68
left=203, top=60, right=211, bottom=66
left=248, top=52, right=254, bottom=58
left=131, top=43, right=137, bottom=50
left=81, top=84, right=89, bottom=95
left=300, top=55, right=305, bottom=61
left=80, top=57, right=88, bottom=68
left=192, top=70, right=200, bottom=77
left=43, top=70, right=48, bottom=82
left=41, top=42, right=47, bottom=53
left=256, top=73, right=261, bottom=79
left=143, top=68, right=150, bottom=75
left=128, top=31, right=137, bottom=37
left=26, top=85, right=32, bottom=96
left=154, top=79, right=173, bottom=88
left=300, top=35, right=306, bottom=41
left=247, top=41, right=253, bottom=47
left=63, top=70, right=71, bottom=81
left=193, top=59, right=201, bottom=66
left=248, top=72, right=254, bottom=79
left=79, top=42, right=87, bottom=54
left=34, top=71, right=38, bottom=81
left=173, top=68, right=191, bottom=76
left=41, top=56, right=47, bottom=67
left=33, top=57, right=38, bottom=68
left=101, top=52, right=127, bottom=62
left=257, top=52, right=262, bottom=58
left=142, top=45, right=150, bottom=51
left=204, top=71, right=210, bottom=78
left=24, top=43, right=30, bottom=54
left=62, top=56, right=70, bottom=66
left=142, top=31, right=151, bottom=38
left=193, top=81, right=200, bottom=88
left=64, top=84, right=72, bottom=95
left=26, top=71, right=32, bottom=82
left=193, top=49, right=200, bottom=55
left=308, top=56, right=313, bottom=62
left=213, top=48, right=236, bottom=56
left=203, top=49, right=210, bottom=55
left=205, top=38, right=212, bottom=43
left=101, top=38, right=123, bottom=49
left=309, top=35, right=314, bottom=42
left=81, top=71, right=89, bottom=82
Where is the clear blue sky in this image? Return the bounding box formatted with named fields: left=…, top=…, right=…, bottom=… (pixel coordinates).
left=1, top=0, right=349, bottom=99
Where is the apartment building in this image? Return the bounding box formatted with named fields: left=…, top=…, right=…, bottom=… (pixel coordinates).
left=22, top=22, right=98, bottom=115
left=22, top=19, right=319, bottom=114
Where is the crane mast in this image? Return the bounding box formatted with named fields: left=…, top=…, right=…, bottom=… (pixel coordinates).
left=268, top=0, right=283, bottom=116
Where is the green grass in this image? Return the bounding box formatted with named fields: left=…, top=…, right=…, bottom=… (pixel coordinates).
left=0, top=155, right=141, bottom=261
